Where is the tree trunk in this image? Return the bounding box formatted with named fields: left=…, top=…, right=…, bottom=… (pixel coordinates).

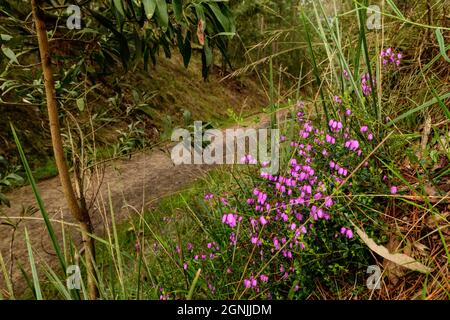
left=30, top=0, right=99, bottom=300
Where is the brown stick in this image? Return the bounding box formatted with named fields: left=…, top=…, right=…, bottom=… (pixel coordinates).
left=30, top=0, right=99, bottom=299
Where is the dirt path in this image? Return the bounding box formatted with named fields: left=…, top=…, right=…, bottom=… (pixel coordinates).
left=0, top=111, right=288, bottom=298
left=0, top=148, right=213, bottom=296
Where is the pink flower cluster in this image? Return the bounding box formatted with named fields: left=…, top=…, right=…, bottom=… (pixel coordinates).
left=241, top=154, right=257, bottom=165
left=340, top=227, right=354, bottom=239
left=361, top=73, right=375, bottom=96
left=360, top=125, right=374, bottom=141
left=329, top=119, right=343, bottom=133
left=244, top=276, right=258, bottom=289
left=344, top=139, right=360, bottom=151
left=222, top=213, right=240, bottom=228
left=380, top=47, right=402, bottom=67
left=194, top=98, right=399, bottom=298
left=204, top=193, right=214, bottom=201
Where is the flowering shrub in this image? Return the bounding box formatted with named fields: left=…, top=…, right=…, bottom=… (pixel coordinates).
left=168, top=97, right=399, bottom=299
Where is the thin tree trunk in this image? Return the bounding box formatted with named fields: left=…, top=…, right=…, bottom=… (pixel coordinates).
left=30, top=0, right=99, bottom=300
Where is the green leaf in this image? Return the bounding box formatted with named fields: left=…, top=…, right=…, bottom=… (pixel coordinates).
left=0, top=193, right=10, bottom=207
left=88, top=9, right=130, bottom=69
left=220, top=5, right=236, bottom=34
left=0, top=34, right=12, bottom=42
left=76, top=98, right=85, bottom=112
left=1, top=45, right=18, bottom=64
left=173, top=0, right=183, bottom=22
left=10, top=124, right=67, bottom=274
left=113, top=0, right=125, bottom=16
left=194, top=3, right=206, bottom=25
left=435, top=28, right=450, bottom=63
left=5, top=173, right=24, bottom=184
left=187, top=268, right=202, bottom=300
left=201, top=38, right=212, bottom=79
left=386, top=0, right=405, bottom=20
left=182, top=31, right=192, bottom=68
left=143, top=0, right=156, bottom=20
left=155, top=0, right=169, bottom=29
left=207, top=3, right=230, bottom=32
left=204, top=39, right=212, bottom=67
left=431, top=87, right=450, bottom=119
left=25, top=228, right=43, bottom=300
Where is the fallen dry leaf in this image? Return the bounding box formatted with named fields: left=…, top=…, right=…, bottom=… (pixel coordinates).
left=351, top=224, right=433, bottom=273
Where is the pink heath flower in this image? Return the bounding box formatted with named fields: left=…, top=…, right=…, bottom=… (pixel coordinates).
left=390, top=186, right=398, bottom=194
left=324, top=196, right=333, bottom=208
left=381, top=47, right=402, bottom=67
left=345, top=139, right=360, bottom=151
left=260, top=216, right=268, bottom=225
left=361, top=73, right=375, bottom=96
left=343, top=69, right=350, bottom=79
left=367, top=133, right=374, bottom=141
left=221, top=197, right=229, bottom=206
left=360, top=125, right=368, bottom=133
left=326, top=134, right=336, bottom=144
left=346, top=229, right=354, bottom=239
left=204, top=193, right=214, bottom=201
left=222, top=213, right=238, bottom=228
left=240, top=154, right=257, bottom=165
left=340, top=227, right=354, bottom=239
left=333, top=95, right=342, bottom=104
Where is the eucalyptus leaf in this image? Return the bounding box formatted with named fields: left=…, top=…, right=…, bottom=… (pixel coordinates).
left=143, top=0, right=156, bottom=20
left=113, top=0, right=125, bottom=16
left=155, top=0, right=169, bottom=29
left=173, top=0, right=183, bottom=22
left=76, top=98, right=85, bottom=112
left=1, top=46, right=18, bottom=64
left=0, top=34, right=12, bottom=42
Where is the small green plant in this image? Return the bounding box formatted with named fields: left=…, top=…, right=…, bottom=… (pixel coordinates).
left=0, top=156, right=24, bottom=207
left=112, top=122, right=147, bottom=157
left=226, top=108, right=245, bottom=126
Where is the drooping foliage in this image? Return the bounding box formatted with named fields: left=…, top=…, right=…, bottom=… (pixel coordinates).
left=0, top=0, right=235, bottom=101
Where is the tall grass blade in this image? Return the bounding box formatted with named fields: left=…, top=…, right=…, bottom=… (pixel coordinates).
left=187, top=268, right=202, bottom=300
left=24, top=228, right=43, bottom=300
left=10, top=124, right=66, bottom=273
left=435, top=29, right=450, bottom=63
left=386, top=93, right=450, bottom=126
